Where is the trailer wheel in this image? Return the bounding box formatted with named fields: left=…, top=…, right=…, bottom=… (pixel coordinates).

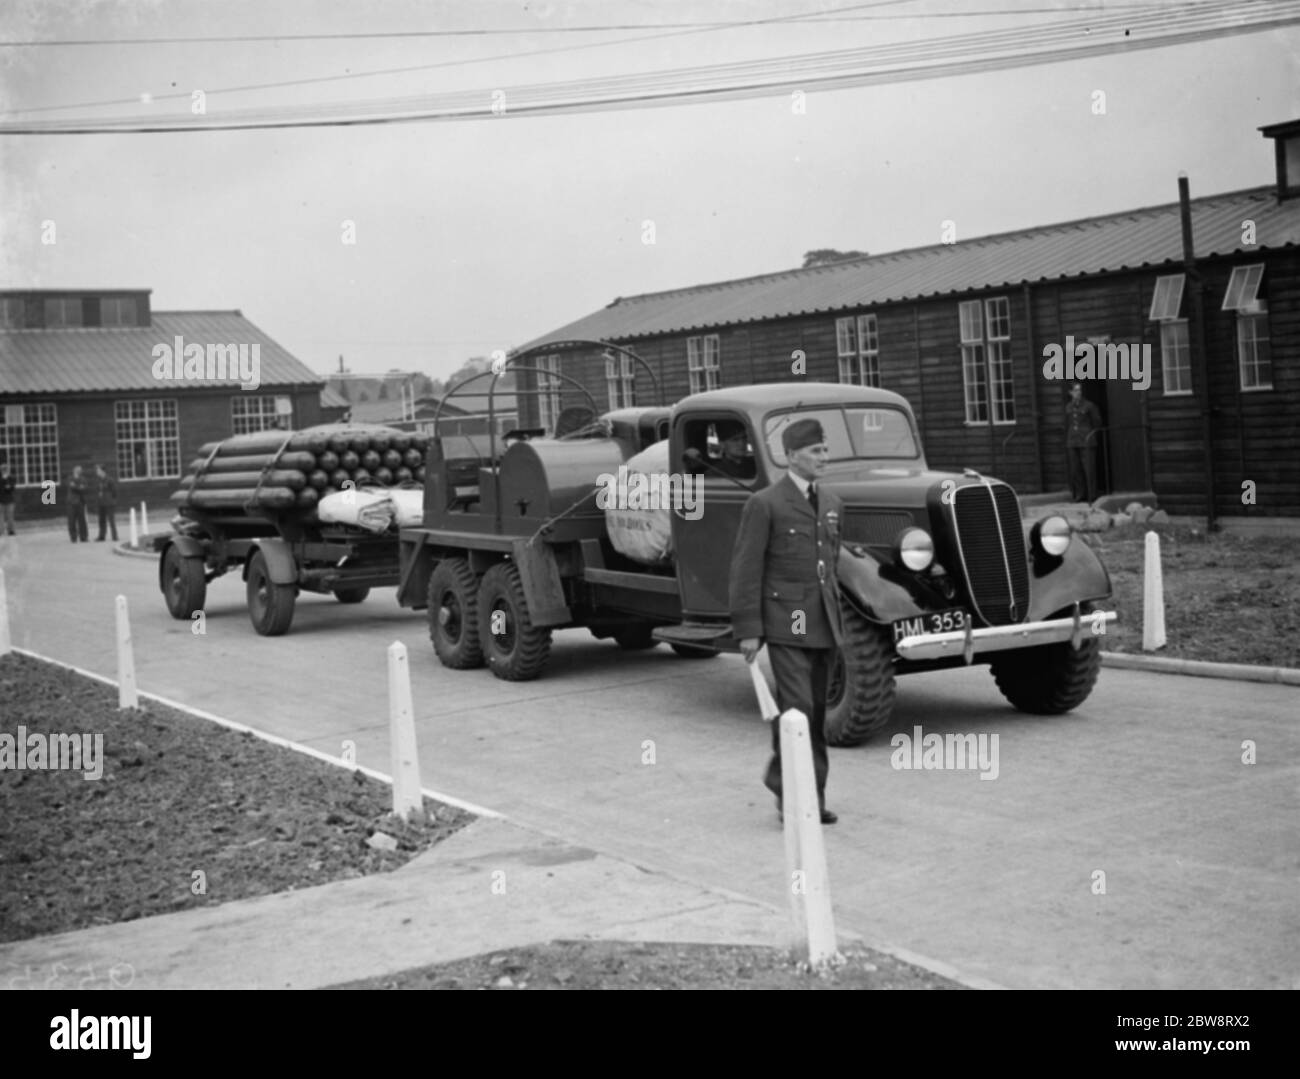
left=990, top=610, right=1102, bottom=714
left=670, top=643, right=718, bottom=659
left=823, top=604, right=896, bottom=746
left=478, top=561, right=551, bottom=681
left=246, top=550, right=296, bottom=636
left=161, top=545, right=206, bottom=620
left=427, top=558, right=484, bottom=669
left=334, top=587, right=370, bottom=604
left=613, top=625, right=659, bottom=650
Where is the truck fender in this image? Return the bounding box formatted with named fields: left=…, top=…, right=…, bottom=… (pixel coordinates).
left=510, top=538, right=572, bottom=628
left=157, top=536, right=206, bottom=591
left=836, top=546, right=927, bottom=625
left=241, top=538, right=298, bottom=586
left=1025, top=527, right=1112, bottom=621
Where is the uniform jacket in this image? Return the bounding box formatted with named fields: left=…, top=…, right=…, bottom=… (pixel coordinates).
left=729, top=473, right=844, bottom=650
left=1065, top=397, right=1102, bottom=448
left=0, top=472, right=15, bottom=504
left=95, top=474, right=117, bottom=507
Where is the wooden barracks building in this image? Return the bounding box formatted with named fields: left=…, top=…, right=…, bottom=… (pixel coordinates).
left=515, top=120, right=1300, bottom=519
left=0, top=289, right=326, bottom=520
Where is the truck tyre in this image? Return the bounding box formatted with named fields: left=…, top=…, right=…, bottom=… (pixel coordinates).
left=427, top=558, right=484, bottom=669
left=478, top=561, right=551, bottom=681
left=670, top=643, right=718, bottom=659
left=613, top=625, right=658, bottom=650
left=823, top=605, right=897, bottom=746
left=246, top=549, right=296, bottom=636
left=161, top=545, right=206, bottom=620
left=334, top=587, right=370, bottom=604
left=990, top=623, right=1102, bottom=714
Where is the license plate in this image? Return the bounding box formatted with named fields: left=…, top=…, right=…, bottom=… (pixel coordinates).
left=892, top=608, right=969, bottom=644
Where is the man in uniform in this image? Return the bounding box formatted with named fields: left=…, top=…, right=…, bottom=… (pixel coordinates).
left=1065, top=383, right=1102, bottom=503
left=66, top=465, right=89, bottom=543
left=729, top=417, right=843, bottom=825
left=94, top=464, right=119, bottom=542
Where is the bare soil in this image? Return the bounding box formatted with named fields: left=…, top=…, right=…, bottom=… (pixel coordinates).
left=1082, top=523, right=1300, bottom=668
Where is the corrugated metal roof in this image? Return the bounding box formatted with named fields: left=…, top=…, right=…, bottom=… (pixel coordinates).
left=0, top=310, right=323, bottom=395
left=519, top=186, right=1300, bottom=349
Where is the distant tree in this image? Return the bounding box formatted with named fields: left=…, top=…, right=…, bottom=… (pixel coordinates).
left=802, top=248, right=869, bottom=269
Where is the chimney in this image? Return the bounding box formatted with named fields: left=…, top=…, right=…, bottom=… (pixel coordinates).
left=1258, top=119, right=1300, bottom=202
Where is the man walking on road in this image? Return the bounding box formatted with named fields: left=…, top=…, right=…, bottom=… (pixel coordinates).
left=729, top=417, right=843, bottom=825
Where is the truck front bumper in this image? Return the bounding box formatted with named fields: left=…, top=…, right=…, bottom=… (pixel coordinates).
left=894, top=609, right=1117, bottom=663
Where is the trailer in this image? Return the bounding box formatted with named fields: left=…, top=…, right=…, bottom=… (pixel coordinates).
left=155, top=423, right=418, bottom=635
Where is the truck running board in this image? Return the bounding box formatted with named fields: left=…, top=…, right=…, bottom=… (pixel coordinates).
left=653, top=623, right=736, bottom=649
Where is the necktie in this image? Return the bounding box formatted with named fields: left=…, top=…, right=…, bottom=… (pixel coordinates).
left=807, top=482, right=818, bottom=513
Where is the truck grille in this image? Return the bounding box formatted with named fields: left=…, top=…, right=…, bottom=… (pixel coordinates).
left=950, top=482, right=1028, bottom=626
left=839, top=509, right=915, bottom=547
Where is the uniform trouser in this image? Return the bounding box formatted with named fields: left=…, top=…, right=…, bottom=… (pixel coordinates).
left=763, top=643, right=830, bottom=811
left=1067, top=445, right=1096, bottom=503
left=97, top=505, right=118, bottom=540
left=1, top=503, right=13, bottom=533
left=67, top=504, right=88, bottom=542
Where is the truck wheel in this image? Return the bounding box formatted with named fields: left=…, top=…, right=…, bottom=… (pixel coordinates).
left=334, top=587, right=370, bottom=604
left=478, top=561, right=551, bottom=681
left=824, top=605, right=897, bottom=746
left=990, top=625, right=1102, bottom=714
left=614, top=625, right=659, bottom=650
left=427, top=558, right=483, bottom=669
left=246, top=550, right=296, bottom=636
left=670, top=643, right=718, bottom=659
left=161, top=545, right=206, bottom=620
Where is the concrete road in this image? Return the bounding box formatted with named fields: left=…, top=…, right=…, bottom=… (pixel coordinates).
left=3, top=529, right=1296, bottom=989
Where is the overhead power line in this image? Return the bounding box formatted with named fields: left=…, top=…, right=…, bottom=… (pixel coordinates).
left=0, top=0, right=1294, bottom=135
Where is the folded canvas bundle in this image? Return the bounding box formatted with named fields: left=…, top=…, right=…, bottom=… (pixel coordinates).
left=317, top=489, right=394, bottom=532
left=389, top=488, right=424, bottom=528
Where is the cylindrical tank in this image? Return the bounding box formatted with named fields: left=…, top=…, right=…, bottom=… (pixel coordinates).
left=495, top=437, right=633, bottom=522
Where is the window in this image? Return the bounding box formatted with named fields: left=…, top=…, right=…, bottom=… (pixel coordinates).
left=1222, top=264, right=1264, bottom=312
left=100, top=297, right=136, bottom=327
left=1149, top=274, right=1185, bottom=322
left=232, top=395, right=293, bottom=435
left=535, top=354, right=562, bottom=431
left=682, top=418, right=756, bottom=481
left=44, top=297, right=83, bottom=328
left=0, top=402, right=59, bottom=486
left=687, top=334, right=720, bottom=394
left=1160, top=321, right=1192, bottom=395
left=0, top=298, right=24, bottom=328
left=605, top=352, right=636, bottom=410
left=1238, top=309, right=1273, bottom=391
left=960, top=297, right=1015, bottom=424
left=836, top=314, right=880, bottom=387
left=115, top=399, right=180, bottom=480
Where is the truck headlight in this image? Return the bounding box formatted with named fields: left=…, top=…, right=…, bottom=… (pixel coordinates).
left=896, top=527, right=934, bottom=571
left=1035, top=515, right=1072, bottom=557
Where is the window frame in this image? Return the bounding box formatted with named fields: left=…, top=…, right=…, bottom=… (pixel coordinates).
left=535, top=354, right=562, bottom=431
left=1237, top=309, right=1273, bottom=391
left=1159, top=319, right=1192, bottom=396
left=959, top=297, right=1015, bottom=426
left=687, top=334, right=720, bottom=394
left=604, top=352, right=636, bottom=410
left=114, top=398, right=181, bottom=481
left=231, top=395, right=293, bottom=435
left=0, top=402, right=60, bottom=487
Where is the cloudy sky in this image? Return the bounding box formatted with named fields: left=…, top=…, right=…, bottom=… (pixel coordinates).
left=1, top=0, right=1296, bottom=382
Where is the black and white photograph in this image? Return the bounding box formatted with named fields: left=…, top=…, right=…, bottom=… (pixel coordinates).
left=1, top=0, right=1297, bottom=1029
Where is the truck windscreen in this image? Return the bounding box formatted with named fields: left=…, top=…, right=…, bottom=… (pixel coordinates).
left=763, top=406, right=919, bottom=464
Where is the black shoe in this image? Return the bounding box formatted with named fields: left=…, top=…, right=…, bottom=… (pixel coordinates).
left=776, top=803, right=838, bottom=826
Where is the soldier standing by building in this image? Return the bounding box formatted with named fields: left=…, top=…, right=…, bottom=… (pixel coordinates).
left=94, top=464, right=118, bottom=542
left=66, top=465, right=89, bottom=543
left=729, top=417, right=843, bottom=825
left=0, top=461, right=16, bottom=535
left=1065, top=383, right=1102, bottom=504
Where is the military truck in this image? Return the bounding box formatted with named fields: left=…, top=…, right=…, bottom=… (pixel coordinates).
left=395, top=349, right=1113, bottom=744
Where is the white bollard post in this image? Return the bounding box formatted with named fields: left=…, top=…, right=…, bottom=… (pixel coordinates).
left=387, top=641, right=424, bottom=820
left=0, top=568, right=11, bottom=656
left=1142, top=530, right=1166, bottom=651
left=116, top=594, right=138, bottom=709
left=128, top=508, right=138, bottom=549
left=778, top=708, right=840, bottom=970
left=140, top=501, right=149, bottom=537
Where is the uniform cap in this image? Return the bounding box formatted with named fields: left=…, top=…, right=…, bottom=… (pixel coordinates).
left=782, top=418, right=826, bottom=453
